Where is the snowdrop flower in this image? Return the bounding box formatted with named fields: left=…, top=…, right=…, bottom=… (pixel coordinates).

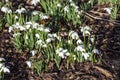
left=0, top=63, right=10, bottom=73
left=30, top=50, right=37, bottom=56
left=69, top=31, right=79, bottom=40
left=64, top=6, right=69, bottom=12
left=15, top=15, right=18, bottom=20
left=31, top=0, right=40, bottom=6
left=69, top=0, right=73, bottom=2
left=32, top=11, right=39, bottom=15
left=26, top=22, right=32, bottom=25
left=65, top=52, right=70, bottom=56
left=8, top=26, right=13, bottom=33
left=57, top=3, right=61, bottom=7
left=0, top=63, right=3, bottom=68
left=36, top=39, right=43, bottom=45
left=46, top=38, right=54, bottom=43
left=81, top=26, right=91, bottom=32
left=1, top=6, right=12, bottom=13
left=104, top=8, right=112, bottom=14
left=74, top=45, right=85, bottom=52
left=70, top=3, right=75, bottom=7
left=37, top=26, right=44, bottom=31
left=90, top=37, right=94, bottom=43
left=56, top=48, right=70, bottom=58
left=41, top=15, right=49, bottom=19
left=82, top=52, right=90, bottom=60
left=68, top=40, right=71, bottom=44
left=73, top=55, right=76, bottom=60
left=0, top=58, right=5, bottom=61
left=16, top=8, right=26, bottom=14
left=5, top=0, right=9, bottom=2
left=26, top=61, right=32, bottom=68
left=32, top=22, right=39, bottom=28
left=35, top=34, right=40, bottom=39
left=92, top=49, right=99, bottom=54
left=44, top=28, right=50, bottom=32
left=19, top=26, right=26, bottom=31
left=13, top=33, right=21, bottom=37
left=83, top=30, right=90, bottom=36
left=25, top=24, right=31, bottom=29
left=3, top=67, right=10, bottom=73
left=76, top=39, right=83, bottom=45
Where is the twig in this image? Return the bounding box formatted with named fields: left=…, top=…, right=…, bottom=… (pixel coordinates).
left=82, top=11, right=120, bottom=25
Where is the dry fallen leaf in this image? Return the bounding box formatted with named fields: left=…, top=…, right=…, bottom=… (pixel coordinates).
left=93, top=66, right=113, bottom=78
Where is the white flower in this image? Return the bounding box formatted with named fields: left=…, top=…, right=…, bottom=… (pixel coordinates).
left=0, top=58, right=5, bottom=61
left=83, top=30, right=90, bottom=36
left=1, top=6, right=12, bottom=13
left=56, top=48, right=70, bottom=58
left=74, top=45, right=85, bottom=52
left=26, top=61, right=32, bottom=68
left=15, top=15, right=18, bottom=19
left=90, top=37, right=94, bottom=43
left=44, top=28, right=50, bottom=32
left=46, top=38, right=54, bottom=43
left=3, top=67, right=10, bottom=73
left=81, top=26, right=91, bottom=32
left=104, top=8, right=112, bottom=14
left=32, top=22, right=39, bottom=28
left=64, top=6, right=69, bottom=12
left=65, top=52, right=70, bottom=56
left=0, top=63, right=3, bottom=68
left=77, top=39, right=83, bottom=45
left=82, top=52, right=90, bottom=60
left=0, top=63, right=10, bottom=73
left=26, top=22, right=32, bottom=25
left=70, top=3, right=75, bottom=7
left=32, top=11, right=39, bottom=15
left=69, top=31, right=79, bottom=40
left=92, top=49, right=99, bottom=54
left=25, top=24, right=31, bottom=29
left=35, top=34, right=40, bottom=39
left=16, top=8, right=26, bottom=14
left=69, top=0, right=73, bottom=2
left=68, top=40, right=71, bottom=44
left=13, top=33, right=21, bottom=37
left=19, top=26, right=26, bottom=31
left=58, top=52, right=65, bottom=58
left=57, top=3, right=61, bottom=7
left=36, top=39, right=43, bottom=45
left=37, top=27, right=44, bottom=31
left=41, top=15, right=49, bottom=19
left=73, top=55, right=76, bottom=60
left=8, top=26, right=13, bottom=33
left=31, top=0, right=40, bottom=6
left=30, top=50, right=37, bottom=56
left=5, top=0, right=9, bottom=2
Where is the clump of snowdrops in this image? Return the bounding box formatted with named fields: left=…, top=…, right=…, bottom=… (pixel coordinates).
left=0, top=58, right=10, bottom=80
left=9, top=21, right=100, bottom=74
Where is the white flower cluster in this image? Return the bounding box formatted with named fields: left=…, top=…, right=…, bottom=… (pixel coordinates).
left=15, top=7, right=26, bottom=14
left=9, top=22, right=50, bottom=33
left=56, top=48, right=70, bottom=58
left=81, top=26, right=91, bottom=36
left=46, top=33, right=61, bottom=43
left=36, top=39, right=47, bottom=48
left=0, top=58, right=10, bottom=73
left=1, top=6, right=12, bottom=13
